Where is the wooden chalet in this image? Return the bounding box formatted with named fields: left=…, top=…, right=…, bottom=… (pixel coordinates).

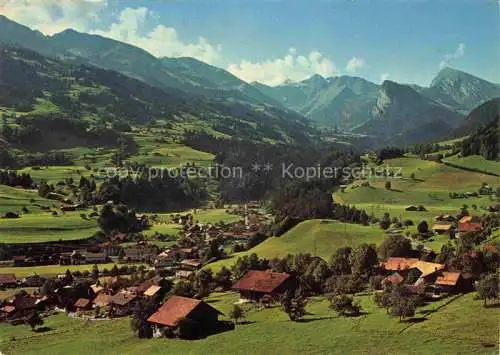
left=23, top=274, right=45, bottom=287
left=232, top=270, right=292, bottom=301
left=0, top=273, right=17, bottom=288
left=458, top=222, right=483, bottom=234
left=74, top=298, right=92, bottom=311
left=432, top=223, right=453, bottom=235
left=175, top=270, right=194, bottom=279
left=135, top=275, right=169, bottom=295
left=434, top=215, right=456, bottom=223
left=148, top=296, right=223, bottom=338
left=99, top=241, right=120, bottom=256
left=6, top=294, right=37, bottom=319
left=83, top=251, right=107, bottom=264
left=90, top=284, right=104, bottom=295
left=0, top=305, right=16, bottom=321
left=144, top=285, right=162, bottom=298
left=110, top=293, right=137, bottom=316
left=13, top=256, right=25, bottom=266
left=93, top=293, right=111, bottom=308
left=382, top=272, right=404, bottom=286
left=381, top=258, right=445, bottom=284
left=380, top=257, right=419, bottom=273
left=435, top=272, right=465, bottom=293
left=458, top=216, right=481, bottom=224
left=179, top=259, right=202, bottom=271
left=154, top=250, right=177, bottom=268
left=176, top=247, right=197, bottom=259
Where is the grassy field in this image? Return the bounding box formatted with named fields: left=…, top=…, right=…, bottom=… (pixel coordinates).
left=443, top=155, right=500, bottom=176
left=17, top=166, right=93, bottom=184
left=0, top=263, right=144, bottom=278
left=340, top=156, right=499, bottom=220
left=141, top=208, right=242, bottom=247
left=209, top=220, right=386, bottom=271
left=0, top=291, right=497, bottom=354
left=129, top=135, right=214, bottom=168
left=0, top=185, right=54, bottom=214
left=150, top=208, right=242, bottom=226
left=0, top=211, right=98, bottom=243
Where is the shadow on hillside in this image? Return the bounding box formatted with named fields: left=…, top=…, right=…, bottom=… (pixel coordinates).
left=410, top=178, right=425, bottom=182
left=389, top=189, right=404, bottom=193
left=481, top=342, right=496, bottom=348
left=183, top=321, right=235, bottom=340
left=34, top=326, right=52, bottom=333
left=296, top=316, right=335, bottom=323
left=404, top=317, right=427, bottom=324
left=237, top=320, right=256, bottom=326
left=344, top=311, right=369, bottom=318
left=484, top=303, right=500, bottom=309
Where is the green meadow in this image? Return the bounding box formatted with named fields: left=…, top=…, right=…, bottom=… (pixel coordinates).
left=0, top=185, right=53, bottom=214
left=0, top=262, right=145, bottom=278
left=129, top=134, right=214, bottom=168
left=17, top=166, right=92, bottom=184
left=341, top=156, right=499, bottom=221
left=0, top=292, right=497, bottom=355
left=443, top=155, right=500, bottom=176
left=0, top=212, right=98, bottom=243
left=209, top=220, right=386, bottom=271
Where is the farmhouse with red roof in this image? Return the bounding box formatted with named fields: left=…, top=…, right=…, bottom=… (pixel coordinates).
left=232, top=270, right=292, bottom=301
left=148, top=296, right=223, bottom=338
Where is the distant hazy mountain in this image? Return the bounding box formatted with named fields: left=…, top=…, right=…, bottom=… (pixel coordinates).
left=253, top=74, right=329, bottom=110
left=159, top=57, right=280, bottom=104
left=1, top=15, right=498, bottom=148
left=355, top=80, right=464, bottom=145
left=422, top=67, right=500, bottom=113
left=253, top=75, right=379, bottom=129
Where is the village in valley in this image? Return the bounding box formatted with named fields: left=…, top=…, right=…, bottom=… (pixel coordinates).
left=0, top=169, right=499, bottom=352
left=0, top=1, right=499, bottom=354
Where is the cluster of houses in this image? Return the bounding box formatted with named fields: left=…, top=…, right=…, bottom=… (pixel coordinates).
left=0, top=274, right=171, bottom=323
left=0, top=267, right=290, bottom=337
left=0, top=273, right=47, bottom=289
left=1, top=252, right=479, bottom=337
left=379, top=257, right=469, bottom=294
left=431, top=215, right=484, bottom=238
left=147, top=269, right=293, bottom=337
left=151, top=205, right=269, bottom=276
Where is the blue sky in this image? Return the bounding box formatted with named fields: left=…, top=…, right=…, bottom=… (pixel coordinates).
left=2, top=0, right=498, bottom=86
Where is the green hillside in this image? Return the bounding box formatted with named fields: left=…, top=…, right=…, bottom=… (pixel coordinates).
left=210, top=220, right=386, bottom=271
left=0, top=212, right=99, bottom=243
left=0, top=185, right=53, bottom=214
left=0, top=292, right=496, bottom=355
left=0, top=44, right=316, bottom=157
left=443, top=155, right=500, bottom=176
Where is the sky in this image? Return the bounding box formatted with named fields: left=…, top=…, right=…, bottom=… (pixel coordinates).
left=0, top=0, right=498, bottom=86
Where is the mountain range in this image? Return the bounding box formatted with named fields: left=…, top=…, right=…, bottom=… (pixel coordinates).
left=0, top=14, right=499, bottom=146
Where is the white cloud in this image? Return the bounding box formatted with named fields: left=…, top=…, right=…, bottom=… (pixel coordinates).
left=439, top=43, right=466, bottom=69
left=380, top=73, right=390, bottom=82
left=0, top=0, right=107, bottom=35
left=90, top=7, right=222, bottom=65
left=227, top=50, right=337, bottom=86
left=345, top=56, right=365, bottom=73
